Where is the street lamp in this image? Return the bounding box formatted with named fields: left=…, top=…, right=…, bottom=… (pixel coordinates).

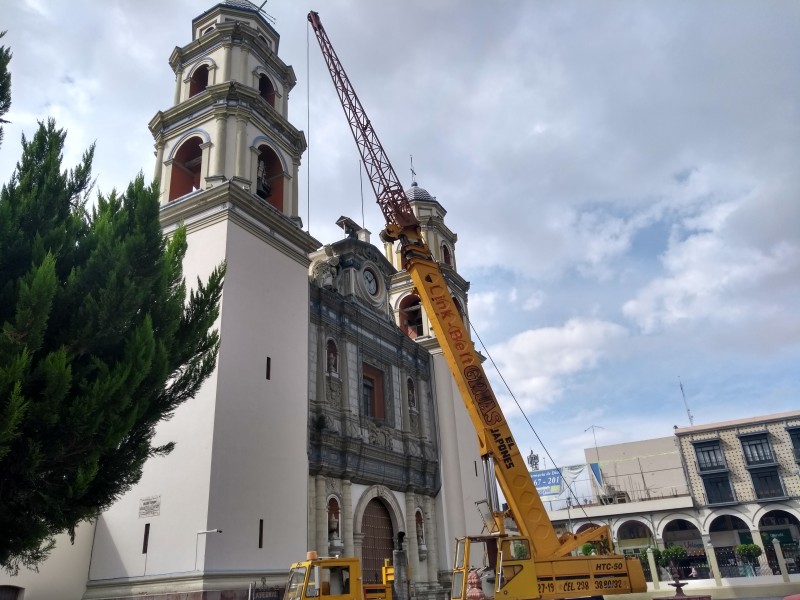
left=195, top=529, right=222, bottom=571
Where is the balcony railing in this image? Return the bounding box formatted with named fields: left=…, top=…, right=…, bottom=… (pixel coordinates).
left=744, top=455, right=777, bottom=467
left=697, top=459, right=727, bottom=472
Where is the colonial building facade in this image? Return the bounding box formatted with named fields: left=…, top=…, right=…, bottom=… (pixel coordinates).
left=547, top=410, right=800, bottom=581
left=0, top=3, right=484, bottom=599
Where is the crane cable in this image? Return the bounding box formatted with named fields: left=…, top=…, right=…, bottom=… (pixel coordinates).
left=467, top=319, right=593, bottom=521
left=306, top=18, right=311, bottom=234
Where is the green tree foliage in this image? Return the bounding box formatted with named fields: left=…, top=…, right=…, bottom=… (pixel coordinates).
left=655, top=545, right=688, bottom=578
left=0, top=119, right=225, bottom=573
left=0, top=31, right=10, bottom=147
left=735, top=543, right=763, bottom=565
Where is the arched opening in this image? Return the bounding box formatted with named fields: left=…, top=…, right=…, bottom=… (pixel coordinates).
left=399, top=295, right=423, bottom=339
left=407, top=378, right=416, bottom=410
left=168, top=136, right=203, bottom=201
left=576, top=522, right=602, bottom=535
left=759, top=509, right=800, bottom=575
left=361, top=498, right=394, bottom=584
left=618, top=520, right=654, bottom=543
left=326, top=340, right=338, bottom=374
left=256, top=145, right=284, bottom=211
left=259, top=74, right=276, bottom=107
left=662, top=518, right=705, bottom=579
left=708, top=514, right=750, bottom=577
left=441, top=244, right=452, bottom=266
left=189, top=64, right=210, bottom=97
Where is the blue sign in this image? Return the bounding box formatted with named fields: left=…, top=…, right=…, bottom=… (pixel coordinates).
left=531, top=468, right=564, bottom=500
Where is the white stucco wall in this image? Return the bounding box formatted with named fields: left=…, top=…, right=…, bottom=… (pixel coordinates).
left=202, top=218, right=309, bottom=572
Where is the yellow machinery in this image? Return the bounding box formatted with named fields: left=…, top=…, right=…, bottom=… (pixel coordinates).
left=285, top=552, right=393, bottom=600
left=297, top=11, right=648, bottom=600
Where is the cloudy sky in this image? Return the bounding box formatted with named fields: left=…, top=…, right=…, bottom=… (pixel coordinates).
left=3, top=0, right=799, bottom=469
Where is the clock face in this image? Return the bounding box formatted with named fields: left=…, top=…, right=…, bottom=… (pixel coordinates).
left=363, top=268, right=378, bottom=295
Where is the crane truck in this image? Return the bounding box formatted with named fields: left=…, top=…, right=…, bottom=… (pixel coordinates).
left=284, top=12, right=647, bottom=600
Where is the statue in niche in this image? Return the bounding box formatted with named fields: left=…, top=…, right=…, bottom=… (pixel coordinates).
left=326, top=340, right=338, bottom=375
left=407, top=379, right=416, bottom=409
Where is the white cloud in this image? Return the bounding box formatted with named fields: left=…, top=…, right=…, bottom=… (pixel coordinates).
left=487, top=318, right=628, bottom=413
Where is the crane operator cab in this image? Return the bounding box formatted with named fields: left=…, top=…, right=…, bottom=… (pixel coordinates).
left=452, top=535, right=535, bottom=600
left=285, top=554, right=355, bottom=600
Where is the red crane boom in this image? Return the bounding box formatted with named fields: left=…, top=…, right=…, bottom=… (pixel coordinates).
left=307, top=11, right=420, bottom=243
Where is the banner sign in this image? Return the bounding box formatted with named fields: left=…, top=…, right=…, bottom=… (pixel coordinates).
left=530, top=464, right=603, bottom=501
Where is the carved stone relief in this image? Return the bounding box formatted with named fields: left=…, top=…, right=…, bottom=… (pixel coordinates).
left=326, top=378, right=342, bottom=408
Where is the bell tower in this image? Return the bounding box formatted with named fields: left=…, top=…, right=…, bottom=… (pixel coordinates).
left=87, top=4, right=319, bottom=598
left=150, top=1, right=304, bottom=218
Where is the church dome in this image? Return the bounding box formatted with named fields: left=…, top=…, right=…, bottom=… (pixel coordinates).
left=405, top=181, right=435, bottom=203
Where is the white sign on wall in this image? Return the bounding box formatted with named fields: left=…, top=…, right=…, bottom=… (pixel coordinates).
left=139, top=495, right=161, bottom=518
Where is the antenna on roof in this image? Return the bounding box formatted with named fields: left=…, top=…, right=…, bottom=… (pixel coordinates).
left=678, top=377, right=695, bottom=426
left=255, top=0, right=276, bottom=25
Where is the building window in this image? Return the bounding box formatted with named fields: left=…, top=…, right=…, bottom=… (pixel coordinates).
left=399, top=295, right=424, bottom=339
left=189, top=64, right=210, bottom=97
left=789, top=428, right=800, bottom=462
left=0, top=587, right=23, bottom=600
left=362, top=364, right=385, bottom=420
left=694, top=441, right=726, bottom=471
left=702, top=474, right=735, bottom=505
left=741, top=434, right=774, bottom=466
left=750, top=468, right=785, bottom=500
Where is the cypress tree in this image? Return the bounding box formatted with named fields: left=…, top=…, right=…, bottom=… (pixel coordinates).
left=0, top=119, right=224, bottom=573
left=0, top=30, right=10, bottom=147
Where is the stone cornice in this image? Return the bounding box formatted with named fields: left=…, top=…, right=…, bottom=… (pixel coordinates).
left=167, top=20, right=295, bottom=92
left=159, top=182, right=319, bottom=266
left=149, top=82, right=306, bottom=156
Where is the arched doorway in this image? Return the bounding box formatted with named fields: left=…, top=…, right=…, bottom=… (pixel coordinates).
left=709, top=513, right=751, bottom=577
left=662, top=518, right=705, bottom=579
left=361, top=498, right=394, bottom=584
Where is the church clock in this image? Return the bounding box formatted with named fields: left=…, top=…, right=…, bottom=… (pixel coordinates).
left=363, top=267, right=379, bottom=296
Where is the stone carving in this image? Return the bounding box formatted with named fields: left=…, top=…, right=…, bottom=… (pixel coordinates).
left=326, top=378, right=342, bottom=407
left=313, top=258, right=339, bottom=290
left=409, top=410, right=419, bottom=434
left=367, top=421, right=391, bottom=448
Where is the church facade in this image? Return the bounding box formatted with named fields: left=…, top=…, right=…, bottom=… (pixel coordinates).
left=0, top=3, right=484, bottom=599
